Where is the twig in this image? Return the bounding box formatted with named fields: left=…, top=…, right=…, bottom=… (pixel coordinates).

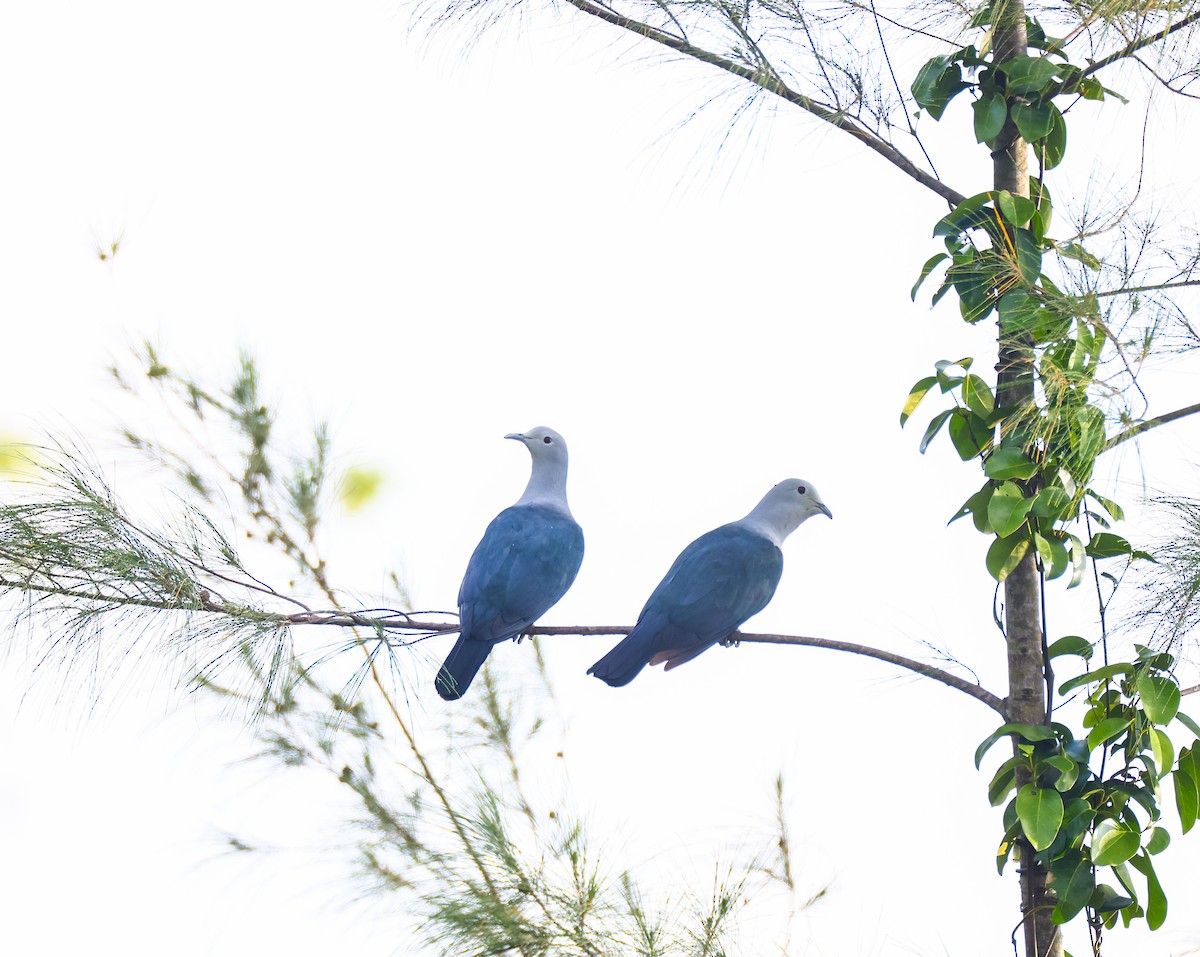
left=1103, top=401, right=1200, bottom=451
left=561, top=0, right=967, bottom=206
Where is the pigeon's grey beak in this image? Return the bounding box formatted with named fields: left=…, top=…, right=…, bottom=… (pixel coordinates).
left=504, top=433, right=526, bottom=442
left=817, top=502, right=833, bottom=520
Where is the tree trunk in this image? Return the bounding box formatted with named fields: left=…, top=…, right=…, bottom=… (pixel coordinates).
left=992, top=5, right=1061, bottom=956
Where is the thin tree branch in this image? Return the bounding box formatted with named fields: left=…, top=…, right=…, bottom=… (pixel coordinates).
left=1092, top=278, right=1200, bottom=298
left=1103, top=401, right=1200, bottom=451
left=1183, top=683, right=1200, bottom=696
left=0, top=572, right=1004, bottom=711
left=560, top=0, right=967, bottom=206
left=1080, top=10, right=1200, bottom=80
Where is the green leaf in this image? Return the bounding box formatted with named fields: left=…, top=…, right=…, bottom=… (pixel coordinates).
left=988, top=482, right=1034, bottom=537
left=1015, top=227, right=1042, bottom=283
left=1047, top=635, right=1092, bottom=660
left=912, top=56, right=969, bottom=119
left=1039, top=753, right=1079, bottom=791
left=985, top=446, right=1038, bottom=480
left=994, top=190, right=1037, bottom=228
left=1146, top=826, right=1171, bottom=856
left=1066, top=532, right=1087, bottom=588
left=1137, top=675, right=1181, bottom=725
left=1016, top=783, right=1063, bottom=851
left=1129, top=853, right=1168, bottom=929
left=975, top=722, right=1059, bottom=768
left=1175, top=760, right=1198, bottom=833
left=934, top=193, right=992, bottom=237
left=919, top=409, right=953, bottom=453
left=1087, top=533, right=1135, bottom=560
left=1149, top=727, right=1174, bottom=775
left=912, top=254, right=949, bottom=301
left=973, top=93, right=1007, bottom=143
left=961, top=374, right=995, bottom=419
left=1043, top=532, right=1070, bottom=580
left=1059, top=662, right=1135, bottom=693
left=1041, top=106, right=1067, bottom=168
left=1001, top=55, right=1061, bottom=94
left=1049, top=849, right=1093, bottom=922
left=1092, top=819, right=1140, bottom=866
left=987, top=533, right=1031, bottom=582
left=949, top=482, right=995, bottom=531
left=1060, top=797, right=1093, bottom=848
left=1087, top=715, right=1132, bottom=752
left=989, top=758, right=1020, bottom=806
left=901, top=375, right=938, bottom=426
left=1090, top=883, right=1134, bottom=915
left=1058, top=241, right=1102, bottom=271
left=1011, top=101, right=1054, bottom=141
left=948, top=410, right=993, bottom=460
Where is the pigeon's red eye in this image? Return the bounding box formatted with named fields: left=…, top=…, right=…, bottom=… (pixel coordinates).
left=797, top=486, right=807, bottom=494
left=543, top=436, right=552, bottom=444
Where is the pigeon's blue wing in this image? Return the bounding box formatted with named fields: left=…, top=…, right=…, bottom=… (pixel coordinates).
left=438, top=504, right=584, bottom=699
left=588, top=524, right=781, bottom=687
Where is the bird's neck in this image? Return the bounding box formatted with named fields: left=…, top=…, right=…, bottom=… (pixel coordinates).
left=515, top=460, right=572, bottom=514
left=739, top=503, right=804, bottom=547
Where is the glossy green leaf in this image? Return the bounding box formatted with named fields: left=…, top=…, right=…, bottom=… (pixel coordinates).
left=1001, top=56, right=1061, bottom=94
left=1137, top=675, right=1181, bottom=725
left=1058, top=241, right=1102, bottom=271
left=919, top=408, right=953, bottom=453
left=973, top=94, right=1007, bottom=143
left=1129, top=853, right=1168, bottom=929
left=987, top=532, right=1031, bottom=582
left=1049, top=849, right=1093, bottom=922
left=975, top=722, right=1059, bottom=768
left=1175, top=760, right=1198, bottom=833
left=901, top=375, right=938, bottom=426
left=1066, top=532, right=1087, bottom=588
left=1146, top=826, right=1171, bottom=856
left=1041, top=106, right=1067, bottom=169
left=912, top=56, right=969, bottom=119
left=989, top=758, right=1019, bottom=806
left=1059, top=797, right=1093, bottom=848
left=1016, top=783, right=1063, bottom=851
left=1029, top=176, right=1053, bottom=239
left=948, top=410, right=993, bottom=460
left=988, top=482, right=1033, bottom=537
left=1087, top=532, right=1135, bottom=559
left=1059, top=663, right=1135, bottom=694
left=1015, top=227, right=1042, bottom=283
left=1039, top=753, right=1079, bottom=791
left=961, top=373, right=995, bottom=419
left=1090, top=883, right=1134, bottom=915
left=912, top=253, right=950, bottom=301
left=1149, top=727, right=1174, bottom=775
left=1092, top=820, right=1140, bottom=866
left=1043, top=532, right=1070, bottom=580
left=1087, top=715, right=1132, bottom=752
left=1011, top=101, right=1054, bottom=141
left=1031, top=486, right=1071, bottom=519
left=984, top=447, right=1038, bottom=480
left=1048, top=635, right=1092, bottom=660
left=950, top=482, right=995, bottom=532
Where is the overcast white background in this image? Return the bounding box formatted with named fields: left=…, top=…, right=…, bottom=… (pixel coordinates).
left=2, top=1, right=1200, bottom=954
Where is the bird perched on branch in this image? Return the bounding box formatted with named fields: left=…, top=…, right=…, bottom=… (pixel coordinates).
left=588, top=479, right=831, bottom=687
left=436, top=427, right=585, bottom=700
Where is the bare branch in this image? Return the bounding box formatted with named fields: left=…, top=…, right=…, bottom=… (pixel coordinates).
left=1103, top=401, right=1200, bottom=451
left=561, top=0, right=967, bottom=206
left=1080, top=10, right=1200, bottom=81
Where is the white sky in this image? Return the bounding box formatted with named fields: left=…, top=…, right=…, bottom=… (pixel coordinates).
left=2, top=1, right=1200, bottom=955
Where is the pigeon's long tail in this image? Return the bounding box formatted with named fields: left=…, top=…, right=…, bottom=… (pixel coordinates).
left=435, top=638, right=493, bottom=700
left=587, top=628, right=655, bottom=687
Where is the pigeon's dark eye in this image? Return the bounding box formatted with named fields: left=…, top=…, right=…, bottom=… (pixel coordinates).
left=797, top=485, right=807, bottom=495
left=543, top=436, right=553, bottom=444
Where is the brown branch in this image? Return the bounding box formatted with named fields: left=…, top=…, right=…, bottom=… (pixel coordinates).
left=1103, top=401, right=1200, bottom=452
left=1182, top=683, right=1200, bottom=696
left=560, top=0, right=967, bottom=207
left=1081, top=10, right=1200, bottom=80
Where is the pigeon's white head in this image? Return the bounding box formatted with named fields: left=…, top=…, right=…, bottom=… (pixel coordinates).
left=506, top=427, right=572, bottom=509
left=741, top=478, right=832, bottom=545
